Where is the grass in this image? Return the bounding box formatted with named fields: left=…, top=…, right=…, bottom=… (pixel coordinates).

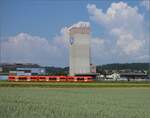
left=0, top=81, right=150, bottom=88
left=0, top=87, right=150, bottom=118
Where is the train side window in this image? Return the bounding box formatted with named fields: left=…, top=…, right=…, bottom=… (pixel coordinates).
left=49, top=78, right=56, bottom=80
left=39, top=77, right=45, bottom=79
left=87, top=77, right=92, bottom=80
left=9, top=77, right=15, bottom=79
left=31, top=77, right=35, bottom=79
left=18, top=77, right=27, bottom=80
left=68, top=77, right=73, bottom=80
left=60, top=78, right=66, bottom=80
left=77, top=77, right=84, bottom=80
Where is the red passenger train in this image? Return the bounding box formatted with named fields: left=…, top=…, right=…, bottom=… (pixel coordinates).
left=8, top=76, right=93, bottom=82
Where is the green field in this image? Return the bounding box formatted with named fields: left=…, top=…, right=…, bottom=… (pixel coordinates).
left=0, top=87, right=150, bottom=118
left=0, top=81, right=150, bottom=88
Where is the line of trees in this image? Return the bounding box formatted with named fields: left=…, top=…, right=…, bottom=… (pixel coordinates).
left=1, top=63, right=149, bottom=75
left=97, top=63, right=149, bottom=71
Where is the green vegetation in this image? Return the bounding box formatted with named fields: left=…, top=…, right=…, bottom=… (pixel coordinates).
left=97, top=63, right=149, bottom=70
left=0, top=81, right=150, bottom=88
left=0, top=88, right=150, bottom=118
left=45, top=67, right=68, bottom=75
left=1, top=63, right=149, bottom=75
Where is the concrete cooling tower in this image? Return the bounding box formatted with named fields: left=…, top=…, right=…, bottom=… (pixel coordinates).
left=69, top=22, right=91, bottom=76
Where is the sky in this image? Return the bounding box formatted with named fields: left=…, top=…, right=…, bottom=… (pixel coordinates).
left=0, top=0, right=150, bottom=66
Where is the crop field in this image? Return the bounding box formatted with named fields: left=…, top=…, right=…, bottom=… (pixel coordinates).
left=0, top=87, right=150, bottom=118
left=0, top=81, right=150, bottom=88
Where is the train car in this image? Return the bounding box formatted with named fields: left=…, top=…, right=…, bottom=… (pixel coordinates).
left=74, top=76, right=93, bottom=82
left=58, top=76, right=67, bottom=82
left=8, top=76, right=16, bottom=81
left=48, top=76, right=58, bottom=82
left=84, top=76, right=93, bottom=82
left=30, top=76, right=38, bottom=81
left=8, top=75, right=93, bottom=82
left=17, top=76, right=28, bottom=81
left=67, top=76, right=75, bottom=82
left=38, top=76, right=47, bottom=82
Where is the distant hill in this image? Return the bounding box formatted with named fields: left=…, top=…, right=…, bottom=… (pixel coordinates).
left=46, top=63, right=149, bottom=75
left=0, top=63, right=149, bottom=75
left=45, top=67, right=68, bottom=75
left=97, top=63, right=149, bottom=71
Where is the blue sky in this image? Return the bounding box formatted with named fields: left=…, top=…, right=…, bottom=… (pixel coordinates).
left=0, top=0, right=144, bottom=39
left=0, top=0, right=150, bottom=66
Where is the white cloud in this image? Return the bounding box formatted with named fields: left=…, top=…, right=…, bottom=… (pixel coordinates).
left=1, top=33, right=66, bottom=66
left=53, top=27, right=69, bottom=48
left=1, top=21, right=106, bottom=66
left=87, top=2, right=147, bottom=56
left=91, top=37, right=104, bottom=46
left=1, top=9, right=148, bottom=66
left=91, top=37, right=105, bottom=58
left=111, top=28, right=144, bottom=55
left=53, top=21, right=90, bottom=47
left=141, top=0, right=150, bottom=10
left=87, top=2, right=144, bottom=34
left=87, top=2, right=144, bottom=27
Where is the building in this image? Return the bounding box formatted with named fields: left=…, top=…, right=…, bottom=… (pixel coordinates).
left=120, top=72, right=147, bottom=81
left=90, top=64, right=96, bottom=73
left=14, top=67, right=46, bottom=75
left=69, top=22, right=91, bottom=76
left=0, top=67, right=2, bottom=72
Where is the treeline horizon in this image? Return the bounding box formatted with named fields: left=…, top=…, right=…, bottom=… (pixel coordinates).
left=1, top=62, right=149, bottom=74
left=97, top=63, right=150, bottom=70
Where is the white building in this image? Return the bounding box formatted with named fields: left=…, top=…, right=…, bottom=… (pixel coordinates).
left=69, top=22, right=91, bottom=76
